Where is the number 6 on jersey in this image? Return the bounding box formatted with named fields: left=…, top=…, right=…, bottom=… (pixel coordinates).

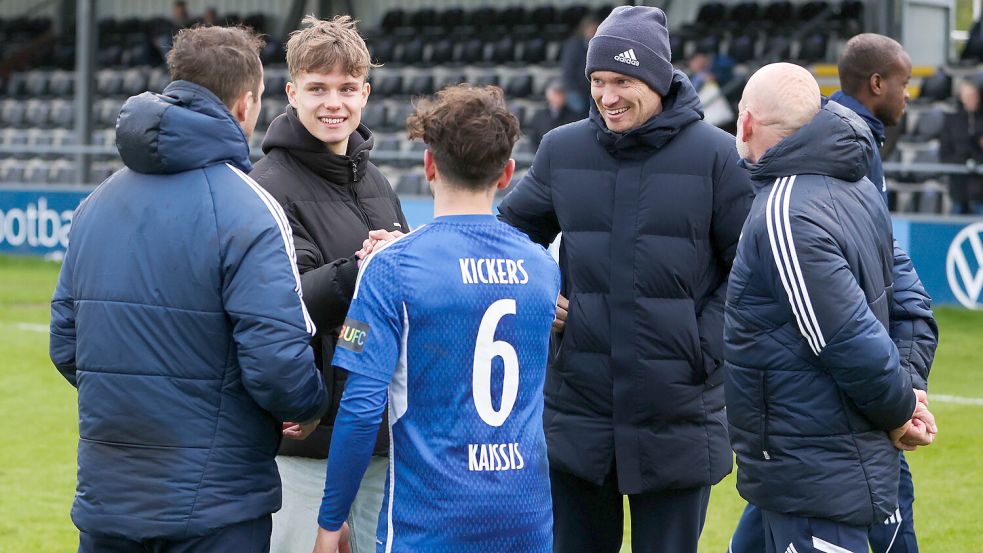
left=472, top=299, right=519, bottom=427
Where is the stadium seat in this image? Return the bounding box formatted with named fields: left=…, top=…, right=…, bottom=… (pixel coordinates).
left=505, top=73, right=534, bottom=98
left=374, top=74, right=404, bottom=97
left=520, top=38, right=548, bottom=64
left=49, top=99, right=73, bottom=129
left=375, top=134, right=402, bottom=154
left=903, top=108, right=946, bottom=142
left=97, top=70, right=123, bottom=96
left=728, top=34, right=758, bottom=63
left=25, top=71, right=49, bottom=97
left=1, top=100, right=27, bottom=128
left=529, top=6, right=557, bottom=27
left=429, top=38, right=454, bottom=65
left=361, top=103, right=387, bottom=131
left=437, top=72, right=467, bottom=91
left=471, top=71, right=500, bottom=88
left=24, top=100, right=51, bottom=128
left=399, top=37, right=425, bottom=65
left=798, top=32, right=829, bottom=62
left=798, top=1, right=831, bottom=21
left=459, top=38, right=485, bottom=64
left=264, top=71, right=288, bottom=98
left=729, top=2, right=761, bottom=26
left=437, top=8, right=465, bottom=28
left=48, top=71, right=74, bottom=97
left=409, top=8, right=438, bottom=29
left=5, top=72, right=28, bottom=98
left=384, top=102, right=413, bottom=132
left=695, top=3, right=727, bottom=28
left=405, top=73, right=435, bottom=97
left=487, top=37, right=515, bottom=64
left=2, top=128, right=30, bottom=147
left=120, top=69, right=148, bottom=97
left=49, top=159, right=77, bottom=184
left=559, top=5, right=590, bottom=27
left=380, top=9, right=404, bottom=32
left=764, top=34, right=792, bottom=60
left=0, top=159, right=27, bottom=183
left=369, top=37, right=397, bottom=65
left=762, top=1, right=795, bottom=27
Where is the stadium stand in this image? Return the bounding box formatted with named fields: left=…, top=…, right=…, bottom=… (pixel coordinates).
left=0, top=2, right=975, bottom=210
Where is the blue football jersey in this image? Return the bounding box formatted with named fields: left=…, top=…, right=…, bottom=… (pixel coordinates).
left=333, top=214, right=560, bottom=552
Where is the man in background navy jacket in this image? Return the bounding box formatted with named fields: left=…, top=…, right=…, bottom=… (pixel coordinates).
left=499, top=6, right=752, bottom=552
left=725, top=62, right=936, bottom=553
left=49, top=26, right=328, bottom=553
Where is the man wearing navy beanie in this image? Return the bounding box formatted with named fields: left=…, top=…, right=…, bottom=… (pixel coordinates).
left=500, top=5, right=753, bottom=552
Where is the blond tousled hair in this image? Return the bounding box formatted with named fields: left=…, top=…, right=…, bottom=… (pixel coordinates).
left=285, top=15, right=378, bottom=81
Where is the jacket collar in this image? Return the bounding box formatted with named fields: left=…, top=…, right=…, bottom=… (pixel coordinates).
left=828, top=91, right=885, bottom=145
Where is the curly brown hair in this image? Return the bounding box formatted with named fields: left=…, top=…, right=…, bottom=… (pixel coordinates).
left=406, top=85, right=520, bottom=190
left=167, top=25, right=265, bottom=108
left=286, top=15, right=378, bottom=81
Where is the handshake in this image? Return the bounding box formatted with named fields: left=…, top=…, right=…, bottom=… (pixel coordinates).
left=355, top=229, right=406, bottom=265
left=889, top=389, right=938, bottom=451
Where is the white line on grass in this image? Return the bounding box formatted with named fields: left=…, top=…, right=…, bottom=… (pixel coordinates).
left=14, top=323, right=49, bottom=333
left=931, top=394, right=983, bottom=406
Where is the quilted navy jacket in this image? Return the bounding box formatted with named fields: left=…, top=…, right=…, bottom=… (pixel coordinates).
left=499, top=71, right=752, bottom=494
left=724, top=101, right=917, bottom=526
left=49, top=81, right=328, bottom=540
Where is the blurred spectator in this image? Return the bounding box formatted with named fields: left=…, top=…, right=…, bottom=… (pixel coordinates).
left=527, top=81, right=581, bottom=149
left=154, top=1, right=194, bottom=60
left=560, top=15, right=598, bottom=116
left=686, top=51, right=734, bottom=128
left=940, top=77, right=983, bottom=215
left=202, top=7, right=220, bottom=26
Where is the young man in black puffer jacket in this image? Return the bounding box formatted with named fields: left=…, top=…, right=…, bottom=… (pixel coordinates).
left=250, top=15, right=407, bottom=553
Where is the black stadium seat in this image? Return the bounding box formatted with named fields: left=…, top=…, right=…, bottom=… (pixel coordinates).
left=520, top=38, right=547, bottom=64
left=729, top=34, right=758, bottom=63
left=505, top=73, right=533, bottom=98
left=798, top=32, right=828, bottom=62
left=405, top=74, right=435, bottom=97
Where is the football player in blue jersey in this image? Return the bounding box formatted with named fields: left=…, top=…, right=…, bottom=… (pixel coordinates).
left=312, top=84, right=561, bottom=553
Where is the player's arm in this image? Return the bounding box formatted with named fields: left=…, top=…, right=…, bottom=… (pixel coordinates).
left=497, top=132, right=560, bottom=247
left=317, top=371, right=388, bottom=534
left=766, top=203, right=915, bottom=432
left=50, top=234, right=79, bottom=387
left=889, top=240, right=938, bottom=391
left=318, top=246, right=405, bottom=535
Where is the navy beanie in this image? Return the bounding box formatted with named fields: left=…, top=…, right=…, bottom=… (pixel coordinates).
left=586, top=6, right=674, bottom=96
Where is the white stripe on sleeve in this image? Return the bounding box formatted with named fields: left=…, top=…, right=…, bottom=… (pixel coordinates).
left=226, top=163, right=316, bottom=336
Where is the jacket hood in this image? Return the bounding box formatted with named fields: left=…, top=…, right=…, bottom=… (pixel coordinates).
left=741, top=100, right=874, bottom=186
left=261, top=105, right=374, bottom=184
left=589, top=70, right=704, bottom=158
left=116, top=80, right=252, bottom=175
left=828, top=91, right=885, bottom=144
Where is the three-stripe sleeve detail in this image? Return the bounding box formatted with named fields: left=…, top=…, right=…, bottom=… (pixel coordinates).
left=226, top=163, right=316, bottom=336
left=766, top=175, right=827, bottom=356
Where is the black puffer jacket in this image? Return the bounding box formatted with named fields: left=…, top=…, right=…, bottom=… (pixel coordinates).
left=251, top=106, right=407, bottom=458
left=499, top=71, right=752, bottom=494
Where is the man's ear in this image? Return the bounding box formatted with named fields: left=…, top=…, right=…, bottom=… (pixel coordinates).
left=423, top=148, right=437, bottom=182
left=741, top=111, right=753, bottom=142
left=361, top=81, right=371, bottom=107
left=231, top=90, right=253, bottom=126
left=869, top=72, right=884, bottom=97
left=496, top=159, right=516, bottom=191
left=286, top=81, right=298, bottom=108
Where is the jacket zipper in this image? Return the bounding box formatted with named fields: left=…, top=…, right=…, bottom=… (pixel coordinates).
left=349, top=159, right=370, bottom=227
left=760, top=370, right=771, bottom=460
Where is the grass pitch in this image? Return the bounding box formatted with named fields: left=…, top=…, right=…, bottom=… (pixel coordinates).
left=0, top=255, right=979, bottom=552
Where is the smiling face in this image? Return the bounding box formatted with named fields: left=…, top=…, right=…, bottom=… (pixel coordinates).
left=590, top=71, right=663, bottom=133
left=287, top=66, right=370, bottom=155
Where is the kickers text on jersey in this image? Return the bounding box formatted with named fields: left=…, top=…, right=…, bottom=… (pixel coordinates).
left=459, top=258, right=529, bottom=285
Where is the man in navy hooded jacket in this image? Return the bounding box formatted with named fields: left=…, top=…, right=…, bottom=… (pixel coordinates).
left=725, top=62, right=936, bottom=553
left=49, top=26, right=328, bottom=553
left=728, top=36, right=938, bottom=553
left=499, top=6, right=752, bottom=552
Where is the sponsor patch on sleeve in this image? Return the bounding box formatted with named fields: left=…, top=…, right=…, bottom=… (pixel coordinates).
left=338, top=318, right=370, bottom=353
